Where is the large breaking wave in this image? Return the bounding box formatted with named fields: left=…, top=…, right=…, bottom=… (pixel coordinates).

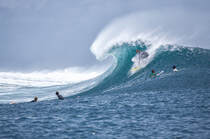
left=1, top=39, right=209, bottom=104
left=0, top=12, right=210, bottom=104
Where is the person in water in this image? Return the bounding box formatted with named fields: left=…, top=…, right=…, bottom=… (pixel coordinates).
left=56, top=91, right=64, bottom=100
left=10, top=101, right=16, bottom=104
left=31, top=96, right=38, bottom=102
left=150, top=69, right=157, bottom=77
left=172, top=65, right=178, bottom=72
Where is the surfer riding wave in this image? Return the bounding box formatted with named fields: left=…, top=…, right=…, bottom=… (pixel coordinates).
left=131, top=49, right=149, bottom=72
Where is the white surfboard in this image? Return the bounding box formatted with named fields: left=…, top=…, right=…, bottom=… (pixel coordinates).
left=157, top=70, right=164, bottom=76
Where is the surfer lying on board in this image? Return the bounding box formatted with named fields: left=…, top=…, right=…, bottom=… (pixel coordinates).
left=172, top=65, right=178, bottom=72
left=31, top=96, right=38, bottom=102
left=10, top=96, right=38, bottom=104
left=150, top=69, right=164, bottom=78
left=56, top=91, right=64, bottom=100
left=150, top=69, right=157, bottom=77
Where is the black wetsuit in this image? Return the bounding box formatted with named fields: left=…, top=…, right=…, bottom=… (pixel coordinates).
left=57, top=94, right=64, bottom=100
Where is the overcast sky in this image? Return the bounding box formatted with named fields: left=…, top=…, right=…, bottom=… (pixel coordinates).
left=0, top=0, right=210, bottom=71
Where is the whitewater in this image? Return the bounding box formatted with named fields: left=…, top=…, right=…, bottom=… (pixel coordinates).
left=0, top=13, right=210, bottom=138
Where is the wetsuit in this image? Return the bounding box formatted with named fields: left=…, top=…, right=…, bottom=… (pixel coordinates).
left=150, top=72, right=157, bottom=78
left=57, top=94, right=64, bottom=100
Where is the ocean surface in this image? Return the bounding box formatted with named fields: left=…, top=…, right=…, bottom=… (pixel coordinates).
left=0, top=41, right=210, bottom=138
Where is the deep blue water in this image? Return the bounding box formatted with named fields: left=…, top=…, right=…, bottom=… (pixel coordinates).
left=0, top=44, right=210, bottom=138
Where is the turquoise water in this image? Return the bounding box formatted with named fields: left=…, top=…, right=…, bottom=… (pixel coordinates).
left=0, top=43, right=210, bottom=138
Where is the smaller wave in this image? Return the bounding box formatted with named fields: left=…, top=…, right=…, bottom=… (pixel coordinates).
left=0, top=65, right=112, bottom=104
left=0, top=67, right=107, bottom=87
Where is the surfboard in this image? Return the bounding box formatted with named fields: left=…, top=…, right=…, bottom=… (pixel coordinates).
left=131, top=66, right=141, bottom=72
left=173, top=69, right=178, bottom=72
left=156, top=70, right=164, bottom=76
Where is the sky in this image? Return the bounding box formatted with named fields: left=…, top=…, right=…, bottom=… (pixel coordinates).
left=0, top=0, right=210, bottom=71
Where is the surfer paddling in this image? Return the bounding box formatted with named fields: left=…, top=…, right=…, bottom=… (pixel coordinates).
left=31, top=96, right=38, bottom=102
left=150, top=69, right=164, bottom=78
left=150, top=69, right=157, bottom=77
left=172, top=65, right=178, bottom=72
left=10, top=96, right=38, bottom=104
left=56, top=91, right=64, bottom=100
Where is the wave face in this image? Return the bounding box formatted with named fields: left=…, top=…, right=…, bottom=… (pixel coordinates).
left=0, top=40, right=210, bottom=104
left=87, top=41, right=210, bottom=95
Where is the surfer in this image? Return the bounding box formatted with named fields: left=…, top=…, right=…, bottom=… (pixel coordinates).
left=135, top=49, right=149, bottom=65
left=131, top=50, right=149, bottom=72
left=150, top=69, right=164, bottom=78
left=136, top=49, right=149, bottom=59
left=56, top=91, right=64, bottom=100
left=10, top=101, right=16, bottom=104
left=172, top=65, right=178, bottom=72
left=150, top=69, right=157, bottom=77
left=31, top=96, right=38, bottom=102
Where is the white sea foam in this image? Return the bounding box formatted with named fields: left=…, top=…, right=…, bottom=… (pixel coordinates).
left=90, top=12, right=177, bottom=74
left=90, top=12, right=178, bottom=60
left=0, top=61, right=115, bottom=103
left=0, top=67, right=107, bottom=87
